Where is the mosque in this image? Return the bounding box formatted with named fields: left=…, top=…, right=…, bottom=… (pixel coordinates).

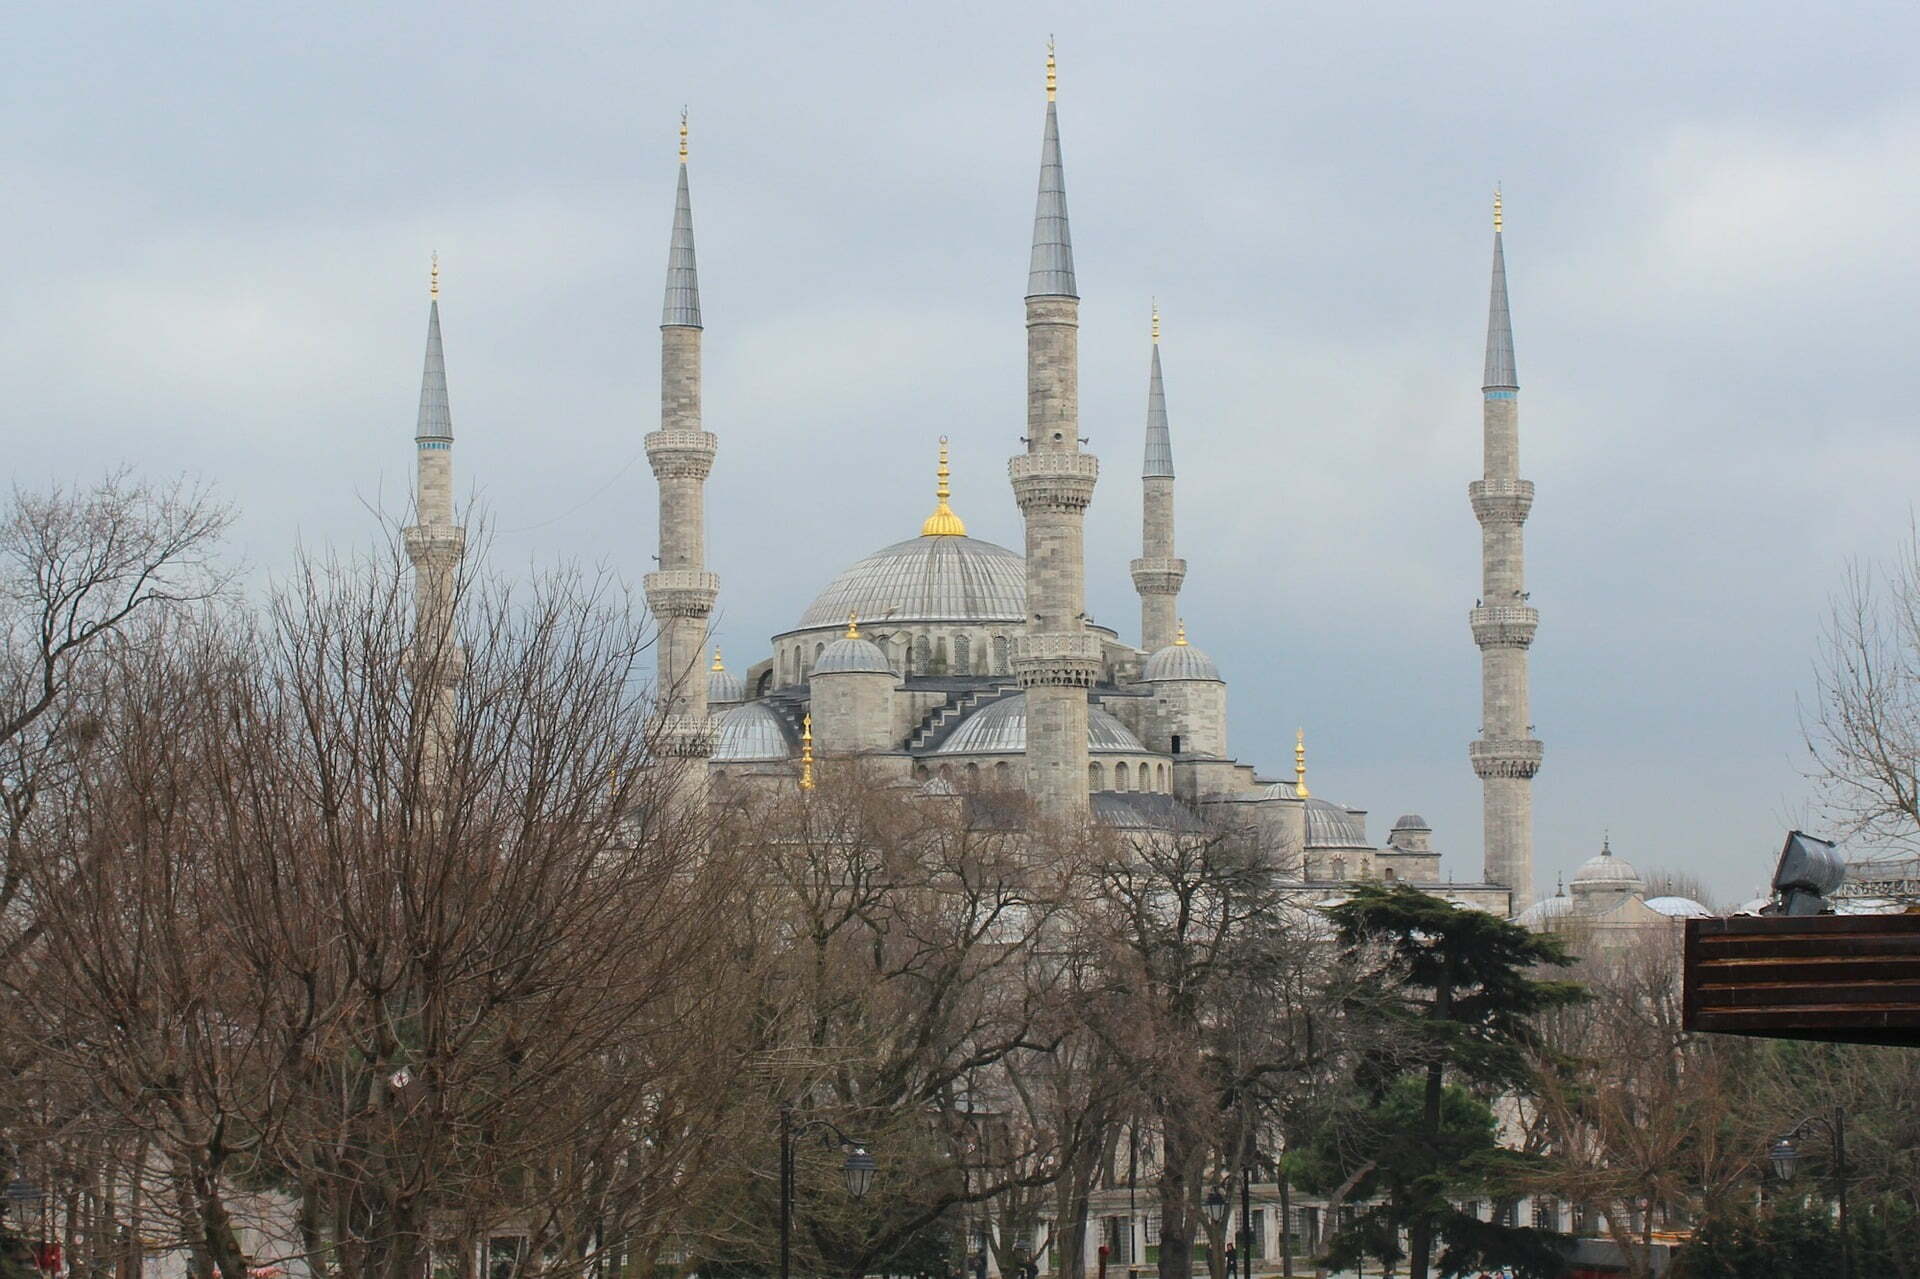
left=404, top=54, right=1538, bottom=916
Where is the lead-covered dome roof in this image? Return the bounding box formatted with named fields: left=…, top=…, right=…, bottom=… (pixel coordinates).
left=1141, top=640, right=1222, bottom=682
left=814, top=634, right=895, bottom=676
left=711, top=701, right=795, bottom=762
left=796, top=535, right=1026, bottom=630
left=931, top=693, right=1147, bottom=756
left=1572, top=841, right=1642, bottom=893
left=1303, top=797, right=1369, bottom=848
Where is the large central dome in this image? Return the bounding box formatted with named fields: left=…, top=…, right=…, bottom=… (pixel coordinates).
left=796, top=534, right=1026, bottom=630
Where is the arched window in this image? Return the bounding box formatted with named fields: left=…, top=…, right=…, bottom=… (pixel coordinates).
left=1332, top=857, right=1347, bottom=881
left=1089, top=762, right=1104, bottom=791
left=993, top=634, right=1011, bottom=674
left=994, top=761, right=1011, bottom=787
left=1383, top=868, right=1397, bottom=882
left=965, top=762, right=979, bottom=786
left=1114, top=762, right=1130, bottom=791
left=756, top=671, right=773, bottom=696
left=954, top=634, right=971, bottom=674
left=1156, top=763, right=1167, bottom=790
left=914, top=635, right=932, bottom=674
left=913, top=763, right=929, bottom=780
left=939, top=763, right=954, bottom=781
left=812, top=642, right=824, bottom=674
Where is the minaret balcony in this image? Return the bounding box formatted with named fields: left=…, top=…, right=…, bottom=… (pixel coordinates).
left=645, top=430, right=718, bottom=480
left=1469, top=737, right=1544, bottom=780
left=643, top=570, right=720, bottom=619
left=1129, top=556, right=1187, bottom=595
left=1468, top=478, right=1534, bottom=524
left=1469, top=605, right=1539, bottom=649
left=403, top=523, right=467, bottom=567
left=1012, top=632, right=1102, bottom=688
left=1009, top=453, right=1099, bottom=513
left=650, top=714, right=715, bottom=757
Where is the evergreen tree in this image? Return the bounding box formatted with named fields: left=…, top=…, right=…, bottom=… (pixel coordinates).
left=1312, top=884, right=1584, bottom=1279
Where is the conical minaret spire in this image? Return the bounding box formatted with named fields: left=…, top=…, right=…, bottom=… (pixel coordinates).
left=645, top=116, right=720, bottom=819
left=1027, top=43, right=1077, bottom=300
left=1011, top=41, right=1099, bottom=825
left=1468, top=188, right=1542, bottom=912
left=662, top=111, right=702, bottom=328
left=1131, top=303, right=1185, bottom=652
left=404, top=254, right=467, bottom=792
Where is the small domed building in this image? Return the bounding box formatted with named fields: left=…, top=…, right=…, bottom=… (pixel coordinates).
left=1517, top=838, right=1714, bottom=950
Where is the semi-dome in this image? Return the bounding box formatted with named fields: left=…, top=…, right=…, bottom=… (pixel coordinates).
left=1571, top=839, right=1642, bottom=894
left=711, top=701, right=795, bottom=763
left=1140, top=631, right=1222, bottom=682
left=813, top=632, right=895, bottom=676
left=796, top=534, right=1026, bottom=630
left=931, top=693, right=1146, bottom=756
left=1302, top=797, right=1368, bottom=849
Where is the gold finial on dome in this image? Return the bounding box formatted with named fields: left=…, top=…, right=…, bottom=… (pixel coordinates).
left=711, top=648, right=725, bottom=672
left=679, top=108, right=689, bottom=163
left=800, top=713, right=815, bottom=791
left=429, top=251, right=439, bottom=300
left=1046, top=37, right=1056, bottom=101
left=1493, top=184, right=1502, bottom=234
left=1174, top=619, right=1188, bottom=646
left=846, top=613, right=861, bottom=639
left=1294, top=728, right=1310, bottom=799
left=920, top=436, right=968, bottom=537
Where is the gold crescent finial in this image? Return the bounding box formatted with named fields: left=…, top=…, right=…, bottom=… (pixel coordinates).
left=846, top=613, right=861, bottom=639
left=1294, top=728, right=1310, bottom=799
left=1493, top=184, right=1503, bottom=234
left=921, top=435, right=968, bottom=536
left=1151, top=300, right=1160, bottom=345
left=800, top=713, right=815, bottom=790
left=711, top=648, right=725, bottom=672
left=1174, top=619, right=1187, bottom=646
left=679, top=108, right=689, bottom=163
left=429, top=252, right=439, bottom=300
left=1046, top=37, right=1057, bottom=101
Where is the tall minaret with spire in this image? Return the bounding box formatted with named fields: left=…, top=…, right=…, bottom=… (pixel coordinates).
left=1469, top=189, right=1542, bottom=910
left=404, top=254, right=466, bottom=789
left=643, top=113, right=719, bottom=812
left=1011, top=42, right=1099, bottom=826
left=1130, top=303, right=1184, bottom=654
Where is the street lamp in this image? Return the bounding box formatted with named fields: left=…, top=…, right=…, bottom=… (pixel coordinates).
left=1770, top=1106, right=1849, bottom=1279
left=780, top=1104, right=877, bottom=1279
left=1203, top=1189, right=1228, bottom=1229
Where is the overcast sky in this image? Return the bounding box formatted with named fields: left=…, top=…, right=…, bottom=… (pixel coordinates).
left=6, top=1, right=1917, bottom=903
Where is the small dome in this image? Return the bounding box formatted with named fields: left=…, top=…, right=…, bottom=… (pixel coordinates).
left=1644, top=896, right=1713, bottom=919
left=1141, top=643, right=1221, bottom=682
left=1571, top=840, right=1643, bottom=894
left=1517, top=895, right=1577, bottom=927
left=709, top=667, right=746, bottom=704
left=813, top=634, right=894, bottom=676
left=1391, top=814, right=1431, bottom=832
left=711, top=701, right=795, bottom=763
left=931, top=693, right=1147, bottom=756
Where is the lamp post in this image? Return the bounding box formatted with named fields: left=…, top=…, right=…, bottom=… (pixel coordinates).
left=1770, top=1105, right=1849, bottom=1279
left=779, top=1103, right=876, bottom=1279
left=1239, top=1164, right=1252, bottom=1279
left=1203, top=1188, right=1228, bottom=1277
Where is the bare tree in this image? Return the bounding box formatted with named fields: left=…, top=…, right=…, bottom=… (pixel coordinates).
left=1807, top=527, right=1920, bottom=854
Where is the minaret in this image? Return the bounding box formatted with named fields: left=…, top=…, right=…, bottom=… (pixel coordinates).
left=643, top=113, right=719, bottom=812
left=404, top=255, right=466, bottom=789
left=1468, top=189, right=1542, bottom=910
left=1130, top=303, right=1184, bottom=653
left=1010, top=42, right=1099, bottom=826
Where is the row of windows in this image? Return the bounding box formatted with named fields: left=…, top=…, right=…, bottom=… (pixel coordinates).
left=911, top=759, right=1171, bottom=794
left=779, top=631, right=1019, bottom=685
